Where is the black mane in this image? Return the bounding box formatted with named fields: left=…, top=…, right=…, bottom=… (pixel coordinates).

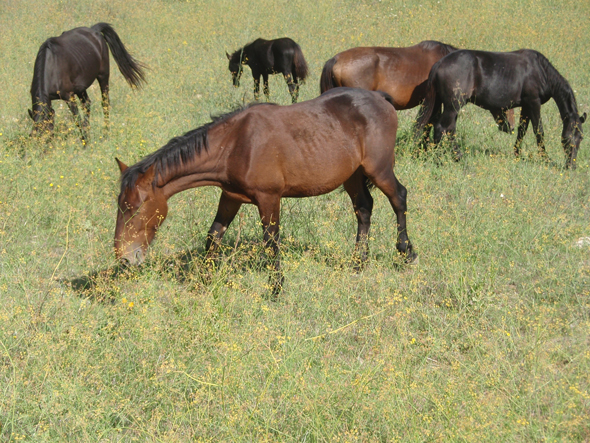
left=120, top=103, right=277, bottom=191
left=230, top=38, right=266, bottom=62
left=229, top=44, right=248, bottom=63
left=535, top=51, right=579, bottom=119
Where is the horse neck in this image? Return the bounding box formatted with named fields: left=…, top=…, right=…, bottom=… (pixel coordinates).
left=158, top=132, right=227, bottom=199
left=545, top=61, right=579, bottom=122
left=31, top=44, right=49, bottom=110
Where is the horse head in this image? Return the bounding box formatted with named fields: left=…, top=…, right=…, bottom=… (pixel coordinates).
left=114, top=158, right=168, bottom=266
left=28, top=102, right=55, bottom=137
left=226, top=50, right=243, bottom=87
left=562, top=112, right=586, bottom=169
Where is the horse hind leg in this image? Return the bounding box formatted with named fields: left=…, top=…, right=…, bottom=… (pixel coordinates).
left=284, top=73, right=298, bottom=103
left=491, top=108, right=514, bottom=134
left=364, top=168, right=416, bottom=263
left=97, top=75, right=110, bottom=134
left=253, top=75, right=261, bottom=101
left=65, top=95, right=88, bottom=145
left=343, top=170, right=374, bottom=271
left=78, top=90, right=91, bottom=136
left=262, top=73, right=270, bottom=101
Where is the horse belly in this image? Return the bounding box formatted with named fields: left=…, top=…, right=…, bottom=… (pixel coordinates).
left=283, top=150, right=360, bottom=197
left=475, top=81, right=522, bottom=109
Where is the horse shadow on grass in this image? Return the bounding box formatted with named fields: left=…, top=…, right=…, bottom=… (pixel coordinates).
left=64, top=234, right=402, bottom=301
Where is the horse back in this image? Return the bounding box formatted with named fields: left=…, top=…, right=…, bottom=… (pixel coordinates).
left=218, top=89, right=397, bottom=197
left=435, top=49, right=549, bottom=108
left=328, top=44, right=452, bottom=109
left=47, top=27, right=108, bottom=93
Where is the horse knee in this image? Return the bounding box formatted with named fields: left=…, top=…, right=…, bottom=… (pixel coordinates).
left=397, top=184, right=408, bottom=211
left=355, top=207, right=372, bottom=226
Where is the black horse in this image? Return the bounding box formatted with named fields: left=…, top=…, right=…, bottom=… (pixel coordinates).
left=226, top=38, right=308, bottom=103
left=415, top=49, right=586, bottom=168
left=29, top=23, right=146, bottom=144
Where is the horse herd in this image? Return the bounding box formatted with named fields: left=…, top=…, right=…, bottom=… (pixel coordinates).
left=28, top=24, right=585, bottom=295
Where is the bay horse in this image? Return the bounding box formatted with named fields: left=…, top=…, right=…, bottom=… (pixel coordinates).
left=114, top=88, right=415, bottom=296
left=414, top=49, right=586, bottom=167
left=226, top=38, right=308, bottom=103
left=29, top=23, right=146, bottom=144
left=320, top=41, right=514, bottom=132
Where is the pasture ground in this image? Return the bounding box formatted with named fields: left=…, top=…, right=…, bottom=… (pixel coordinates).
left=1, top=0, right=589, bottom=440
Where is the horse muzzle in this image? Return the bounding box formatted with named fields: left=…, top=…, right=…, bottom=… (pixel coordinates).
left=117, top=246, right=145, bottom=267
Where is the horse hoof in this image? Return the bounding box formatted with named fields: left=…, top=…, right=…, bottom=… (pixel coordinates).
left=266, top=274, right=284, bottom=301
left=404, top=250, right=418, bottom=264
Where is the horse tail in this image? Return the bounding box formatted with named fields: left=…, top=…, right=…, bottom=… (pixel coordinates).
left=414, top=65, right=438, bottom=140
left=320, top=56, right=338, bottom=93
left=292, top=44, right=308, bottom=84
left=92, top=23, right=147, bottom=88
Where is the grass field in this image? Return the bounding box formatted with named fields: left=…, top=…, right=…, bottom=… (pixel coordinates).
left=1, top=0, right=589, bottom=441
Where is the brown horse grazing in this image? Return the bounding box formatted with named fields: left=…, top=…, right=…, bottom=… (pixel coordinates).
left=320, top=41, right=514, bottom=132
left=29, top=23, right=146, bottom=144
left=114, top=88, right=415, bottom=295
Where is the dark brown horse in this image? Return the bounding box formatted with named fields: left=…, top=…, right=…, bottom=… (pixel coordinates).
left=29, top=23, right=146, bottom=144
left=320, top=41, right=514, bottom=132
left=114, top=88, right=415, bottom=295
left=226, top=38, right=308, bottom=103
left=415, top=49, right=586, bottom=167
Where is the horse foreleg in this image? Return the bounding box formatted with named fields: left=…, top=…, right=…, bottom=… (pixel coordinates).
left=415, top=102, right=439, bottom=151
left=506, top=108, right=515, bottom=133
left=205, top=192, right=243, bottom=260
left=256, top=194, right=283, bottom=298
left=513, top=110, right=530, bottom=157
left=435, top=108, right=461, bottom=160
left=343, top=171, right=374, bottom=271
left=529, top=104, right=547, bottom=158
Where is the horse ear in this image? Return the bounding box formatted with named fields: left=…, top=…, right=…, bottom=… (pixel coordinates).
left=226, top=51, right=231, bottom=60
left=580, top=112, right=587, bottom=123
left=115, top=157, right=128, bottom=174
left=28, top=109, right=33, bottom=120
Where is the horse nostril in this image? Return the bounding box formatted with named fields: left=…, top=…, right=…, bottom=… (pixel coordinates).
left=119, top=257, right=131, bottom=268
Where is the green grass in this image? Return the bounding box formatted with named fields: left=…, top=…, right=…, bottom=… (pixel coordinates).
left=1, top=0, right=589, bottom=441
